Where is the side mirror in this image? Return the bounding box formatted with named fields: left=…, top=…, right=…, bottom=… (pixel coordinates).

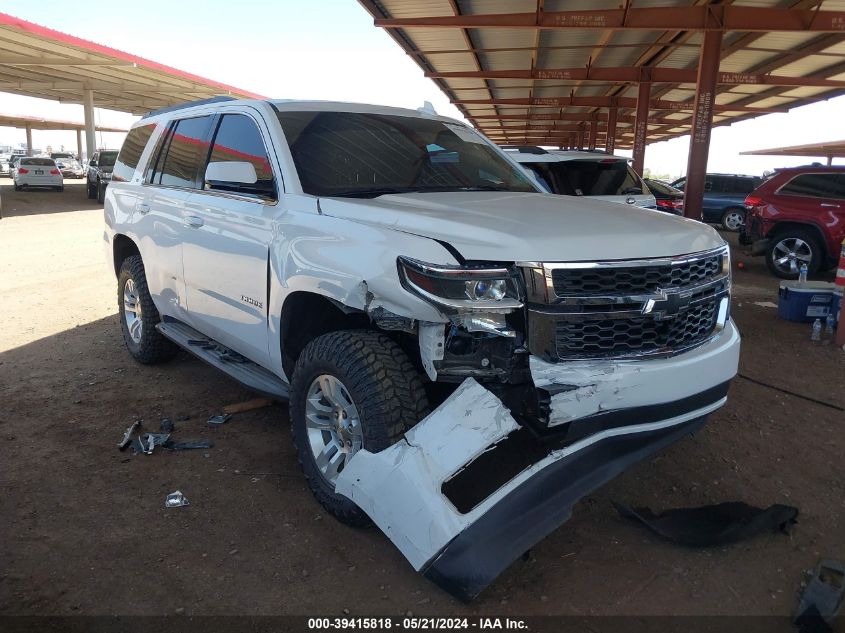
left=205, top=161, right=257, bottom=185
left=89, top=160, right=97, bottom=167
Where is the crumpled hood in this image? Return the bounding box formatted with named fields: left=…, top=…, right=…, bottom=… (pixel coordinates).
left=318, top=191, right=724, bottom=262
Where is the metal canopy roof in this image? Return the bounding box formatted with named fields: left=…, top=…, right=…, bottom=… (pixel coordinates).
left=741, top=138, right=845, bottom=158
left=0, top=13, right=266, bottom=115
left=0, top=113, right=126, bottom=132
left=357, top=0, right=845, bottom=149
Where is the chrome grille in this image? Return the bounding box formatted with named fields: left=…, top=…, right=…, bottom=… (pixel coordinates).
left=551, top=253, right=722, bottom=296
left=555, top=301, right=719, bottom=359
left=525, top=246, right=730, bottom=361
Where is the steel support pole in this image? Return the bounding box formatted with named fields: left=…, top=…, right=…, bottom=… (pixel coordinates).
left=76, top=130, right=83, bottom=160
left=83, top=88, right=95, bottom=162
left=588, top=114, right=598, bottom=150
left=683, top=29, right=723, bottom=220
left=632, top=79, right=651, bottom=175
left=25, top=124, right=32, bottom=155
left=606, top=101, right=618, bottom=154
left=577, top=125, right=585, bottom=149
left=827, top=155, right=833, bottom=166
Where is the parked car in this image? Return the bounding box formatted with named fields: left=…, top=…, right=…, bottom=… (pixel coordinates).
left=740, top=166, right=845, bottom=279
left=86, top=150, right=118, bottom=203
left=13, top=157, right=63, bottom=191
left=506, top=147, right=657, bottom=209
left=8, top=154, right=24, bottom=175
left=643, top=178, right=685, bottom=215
left=56, top=159, right=85, bottom=179
left=671, top=173, right=763, bottom=231
left=104, top=98, right=739, bottom=600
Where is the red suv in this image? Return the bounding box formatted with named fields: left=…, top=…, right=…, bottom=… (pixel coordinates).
left=740, top=166, right=845, bottom=279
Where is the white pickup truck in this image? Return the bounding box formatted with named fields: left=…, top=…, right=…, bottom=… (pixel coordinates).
left=104, top=97, right=740, bottom=600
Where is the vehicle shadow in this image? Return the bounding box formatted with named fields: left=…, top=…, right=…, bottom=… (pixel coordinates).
left=0, top=181, right=102, bottom=217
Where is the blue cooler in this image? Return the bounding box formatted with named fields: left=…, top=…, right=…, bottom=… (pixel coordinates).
left=777, top=281, right=837, bottom=323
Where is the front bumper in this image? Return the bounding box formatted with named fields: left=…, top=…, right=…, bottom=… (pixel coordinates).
left=337, top=321, right=740, bottom=600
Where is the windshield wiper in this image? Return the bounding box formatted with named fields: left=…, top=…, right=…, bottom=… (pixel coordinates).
left=459, top=185, right=512, bottom=192
left=327, top=187, right=421, bottom=198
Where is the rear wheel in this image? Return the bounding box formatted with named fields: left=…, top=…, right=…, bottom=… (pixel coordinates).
left=117, top=255, right=178, bottom=364
left=290, top=330, right=429, bottom=525
left=765, top=227, right=824, bottom=279
left=721, top=207, right=745, bottom=232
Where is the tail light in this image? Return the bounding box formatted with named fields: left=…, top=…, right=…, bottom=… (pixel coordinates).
left=656, top=199, right=684, bottom=209
left=18, top=167, right=28, bottom=174
left=744, top=195, right=763, bottom=208
left=50, top=169, right=60, bottom=175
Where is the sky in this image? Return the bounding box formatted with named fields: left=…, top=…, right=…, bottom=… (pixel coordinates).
left=0, top=0, right=842, bottom=173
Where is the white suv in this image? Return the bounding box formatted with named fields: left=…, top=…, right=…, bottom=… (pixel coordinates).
left=507, top=146, right=657, bottom=209
left=104, top=97, right=739, bottom=601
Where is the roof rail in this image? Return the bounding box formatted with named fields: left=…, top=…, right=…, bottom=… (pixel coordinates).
left=500, top=145, right=548, bottom=154
left=141, top=96, right=239, bottom=119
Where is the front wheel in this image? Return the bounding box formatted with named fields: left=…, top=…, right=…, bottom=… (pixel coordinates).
left=86, top=180, right=97, bottom=199
left=96, top=182, right=106, bottom=204
left=721, top=207, right=745, bottom=232
left=290, top=330, right=430, bottom=526
left=765, top=228, right=823, bottom=279
left=117, top=255, right=178, bottom=364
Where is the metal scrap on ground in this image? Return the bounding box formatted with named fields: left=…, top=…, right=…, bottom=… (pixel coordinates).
left=164, top=491, right=190, bottom=508
left=207, top=414, right=232, bottom=425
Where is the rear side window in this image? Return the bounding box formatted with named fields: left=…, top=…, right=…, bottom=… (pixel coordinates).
left=778, top=173, right=845, bottom=200
left=205, top=114, right=276, bottom=198
left=113, top=123, right=156, bottom=182
left=151, top=116, right=213, bottom=189
left=526, top=159, right=643, bottom=197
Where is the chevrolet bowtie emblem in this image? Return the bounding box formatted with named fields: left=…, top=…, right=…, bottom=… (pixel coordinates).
left=642, top=289, right=691, bottom=319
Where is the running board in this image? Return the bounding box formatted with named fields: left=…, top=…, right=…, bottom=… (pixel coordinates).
left=157, top=320, right=289, bottom=400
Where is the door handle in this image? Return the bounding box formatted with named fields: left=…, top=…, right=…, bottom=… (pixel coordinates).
left=135, top=202, right=150, bottom=214
left=820, top=203, right=840, bottom=208
left=183, top=215, right=204, bottom=228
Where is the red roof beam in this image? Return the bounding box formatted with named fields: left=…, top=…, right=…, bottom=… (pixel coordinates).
left=453, top=96, right=789, bottom=113
left=426, top=67, right=845, bottom=88
left=374, top=6, right=845, bottom=33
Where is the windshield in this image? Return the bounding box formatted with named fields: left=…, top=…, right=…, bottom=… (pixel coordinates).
left=21, top=158, right=55, bottom=166
left=98, top=152, right=118, bottom=167
left=275, top=110, right=536, bottom=197
left=522, top=159, right=644, bottom=197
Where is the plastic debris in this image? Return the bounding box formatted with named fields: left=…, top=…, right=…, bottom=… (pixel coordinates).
left=165, top=491, right=190, bottom=508
left=222, top=398, right=274, bottom=415
left=159, top=417, right=175, bottom=433
left=140, top=432, right=171, bottom=455
left=207, top=414, right=231, bottom=426
left=118, top=420, right=141, bottom=451
left=163, top=439, right=214, bottom=451
left=794, top=559, right=845, bottom=633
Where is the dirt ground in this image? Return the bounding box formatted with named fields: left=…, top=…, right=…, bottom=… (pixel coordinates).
left=1, top=183, right=843, bottom=621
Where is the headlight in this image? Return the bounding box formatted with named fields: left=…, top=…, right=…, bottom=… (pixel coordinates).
left=397, top=256, right=522, bottom=311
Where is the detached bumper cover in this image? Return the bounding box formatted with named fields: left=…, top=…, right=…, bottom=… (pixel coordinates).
left=337, top=322, right=740, bottom=601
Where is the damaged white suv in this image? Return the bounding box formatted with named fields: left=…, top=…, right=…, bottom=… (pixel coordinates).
left=104, top=97, right=740, bottom=601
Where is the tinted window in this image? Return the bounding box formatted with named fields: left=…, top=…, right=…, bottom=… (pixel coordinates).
left=525, top=159, right=642, bottom=197
left=276, top=111, right=535, bottom=197
left=779, top=173, right=844, bottom=199
left=21, top=158, right=55, bottom=166
left=151, top=116, right=212, bottom=188
left=644, top=179, right=681, bottom=196
left=205, top=114, right=275, bottom=198
left=113, top=123, right=156, bottom=182
left=98, top=151, right=118, bottom=168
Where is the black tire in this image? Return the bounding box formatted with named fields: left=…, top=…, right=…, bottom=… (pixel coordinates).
left=117, top=255, right=178, bottom=364
left=14, top=183, right=21, bottom=191
left=97, top=182, right=105, bottom=204
left=765, top=227, right=824, bottom=279
left=720, top=207, right=745, bottom=232
left=290, top=330, right=430, bottom=526
left=86, top=180, right=97, bottom=199
left=54, top=185, right=64, bottom=192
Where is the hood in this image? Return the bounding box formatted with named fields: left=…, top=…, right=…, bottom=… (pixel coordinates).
left=318, top=191, right=724, bottom=262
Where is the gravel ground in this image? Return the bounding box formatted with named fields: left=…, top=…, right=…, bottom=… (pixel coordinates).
left=1, top=182, right=842, bottom=621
